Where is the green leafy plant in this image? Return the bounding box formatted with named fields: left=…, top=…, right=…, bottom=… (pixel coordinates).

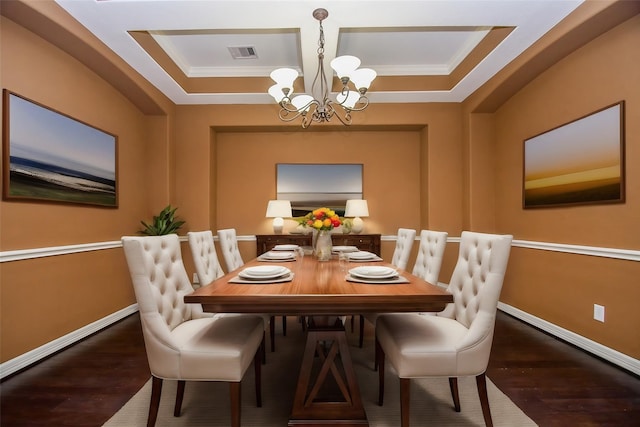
left=139, top=205, right=186, bottom=235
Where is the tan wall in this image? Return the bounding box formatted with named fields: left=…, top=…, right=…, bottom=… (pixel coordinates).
left=485, top=14, right=640, bottom=358
left=0, top=17, right=166, bottom=361
left=172, top=104, right=465, bottom=268
left=2, top=3, right=638, bottom=365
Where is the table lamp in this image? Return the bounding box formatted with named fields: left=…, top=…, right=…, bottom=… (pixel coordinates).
left=345, top=199, right=369, bottom=234
left=265, top=200, right=292, bottom=234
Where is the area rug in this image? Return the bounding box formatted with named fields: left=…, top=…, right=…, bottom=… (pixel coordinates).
left=104, top=321, right=537, bottom=427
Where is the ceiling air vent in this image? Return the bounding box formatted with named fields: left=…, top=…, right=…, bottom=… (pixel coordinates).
left=228, top=46, right=258, bottom=59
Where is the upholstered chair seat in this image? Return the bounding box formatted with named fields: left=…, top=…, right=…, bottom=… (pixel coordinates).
left=375, top=231, right=513, bottom=427
left=122, top=234, right=264, bottom=427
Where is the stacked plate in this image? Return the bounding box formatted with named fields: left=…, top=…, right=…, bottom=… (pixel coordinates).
left=332, top=245, right=360, bottom=254
left=348, top=266, right=398, bottom=281
left=259, top=251, right=296, bottom=261
left=272, top=244, right=299, bottom=251
left=347, top=251, right=379, bottom=261
left=239, top=265, right=291, bottom=281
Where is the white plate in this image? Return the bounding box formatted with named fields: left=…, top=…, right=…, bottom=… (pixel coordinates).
left=272, top=244, right=299, bottom=251
left=348, top=251, right=376, bottom=260
left=332, top=246, right=359, bottom=253
left=349, top=266, right=398, bottom=279
left=239, top=266, right=290, bottom=279
left=262, top=251, right=295, bottom=259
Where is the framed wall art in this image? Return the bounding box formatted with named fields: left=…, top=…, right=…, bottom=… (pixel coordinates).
left=2, top=90, right=118, bottom=207
left=523, top=101, right=625, bottom=209
left=276, top=163, right=363, bottom=216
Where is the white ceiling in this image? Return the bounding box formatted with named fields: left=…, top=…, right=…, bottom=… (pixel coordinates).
left=55, top=0, right=585, bottom=105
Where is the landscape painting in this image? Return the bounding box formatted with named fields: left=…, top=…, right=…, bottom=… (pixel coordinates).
left=3, top=90, right=117, bottom=207
left=523, top=102, right=624, bottom=209
left=276, top=163, right=363, bottom=217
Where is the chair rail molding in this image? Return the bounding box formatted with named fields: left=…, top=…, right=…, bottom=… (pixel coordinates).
left=1, top=237, right=639, bottom=262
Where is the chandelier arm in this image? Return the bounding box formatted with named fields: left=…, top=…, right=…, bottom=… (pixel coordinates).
left=268, top=7, right=373, bottom=128
left=331, top=107, right=353, bottom=126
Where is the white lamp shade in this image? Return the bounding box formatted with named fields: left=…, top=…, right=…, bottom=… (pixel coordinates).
left=266, top=200, right=292, bottom=234
left=330, top=55, right=361, bottom=79
left=270, top=68, right=298, bottom=89
left=336, top=91, right=361, bottom=109
left=268, top=84, right=292, bottom=103
left=291, top=94, right=314, bottom=112
left=265, top=200, right=293, bottom=218
left=350, top=68, right=377, bottom=90
left=345, top=199, right=369, bottom=217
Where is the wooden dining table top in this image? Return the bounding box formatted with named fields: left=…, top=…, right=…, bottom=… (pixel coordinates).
left=185, top=254, right=453, bottom=316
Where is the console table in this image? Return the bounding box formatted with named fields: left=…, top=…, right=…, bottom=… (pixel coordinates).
left=256, top=234, right=381, bottom=256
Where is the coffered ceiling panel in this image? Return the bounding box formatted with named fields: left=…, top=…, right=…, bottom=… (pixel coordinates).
left=55, top=0, right=584, bottom=105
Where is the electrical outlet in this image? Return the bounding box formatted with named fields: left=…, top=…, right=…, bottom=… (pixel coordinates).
left=594, top=304, right=605, bottom=322
left=193, top=273, right=199, bottom=284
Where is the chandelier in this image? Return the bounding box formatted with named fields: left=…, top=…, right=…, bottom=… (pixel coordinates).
left=268, top=8, right=376, bottom=128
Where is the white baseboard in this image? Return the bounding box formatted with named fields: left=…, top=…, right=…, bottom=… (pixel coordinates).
left=0, top=304, right=138, bottom=380
left=498, top=302, right=640, bottom=376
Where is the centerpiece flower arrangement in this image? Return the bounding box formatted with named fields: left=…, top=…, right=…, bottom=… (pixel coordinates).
left=298, top=207, right=342, bottom=261
left=299, top=207, right=342, bottom=231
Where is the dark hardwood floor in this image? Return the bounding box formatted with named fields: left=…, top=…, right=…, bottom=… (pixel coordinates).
left=1, top=311, right=638, bottom=426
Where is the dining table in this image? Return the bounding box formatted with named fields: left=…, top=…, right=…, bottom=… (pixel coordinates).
left=184, top=248, right=453, bottom=427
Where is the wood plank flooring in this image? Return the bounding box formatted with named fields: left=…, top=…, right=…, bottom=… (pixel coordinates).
left=1, top=311, right=638, bottom=426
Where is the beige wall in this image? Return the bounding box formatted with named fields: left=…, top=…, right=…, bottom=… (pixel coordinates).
left=0, top=16, right=169, bottom=361
left=1, top=2, right=638, bottom=365
left=481, top=14, right=640, bottom=358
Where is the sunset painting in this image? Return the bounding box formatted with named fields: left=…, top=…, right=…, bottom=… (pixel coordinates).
left=3, top=91, right=117, bottom=207
left=523, top=102, right=624, bottom=208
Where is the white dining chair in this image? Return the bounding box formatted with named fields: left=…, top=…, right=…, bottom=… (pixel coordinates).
left=217, top=228, right=245, bottom=272
left=375, top=231, right=513, bottom=427
left=365, top=229, right=448, bottom=366
left=122, top=234, right=265, bottom=427
left=188, top=230, right=274, bottom=356
left=391, top=228, right=417, bottom=270
left=217, top=228, right=289, bottom=343
left=357, top=228, right=417, bottom=348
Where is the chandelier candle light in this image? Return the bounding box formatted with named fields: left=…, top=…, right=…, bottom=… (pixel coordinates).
left=266, top=200, right=293, bottom=234
left=268, top=8, right=376, bottom=128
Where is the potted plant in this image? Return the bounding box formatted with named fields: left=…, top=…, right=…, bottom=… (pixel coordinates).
left=139, top=205, right=186, bottom=235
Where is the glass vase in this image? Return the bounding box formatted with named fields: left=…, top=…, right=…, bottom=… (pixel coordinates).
left=314, top=230, right=333, bottom=261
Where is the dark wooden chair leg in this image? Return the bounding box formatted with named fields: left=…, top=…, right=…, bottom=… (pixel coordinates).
left=359, top=315, right=365, bottom=348
left=173, top=380, right=185, bottom=416
left=374, top=336, right=379, bottom=371
left=147, top=376, right=163, bottom=427
left=350, top=315, right=355, bottom=332
left=282, top=315, right=287, bottom=336
left=400, top=378, right=411, bottom=427
left=255, top=345, right=262, bottom=407
left=476, top=373, right=493, bottom=427
left=269, top=316, right=275, bottom=352
left=376, top=339, right=385, bottom=406
left=261, top=331, right=266, bottom=364
left=448, top=377, right=461, bottom=411
left=230, top=382, right=241, bottom=427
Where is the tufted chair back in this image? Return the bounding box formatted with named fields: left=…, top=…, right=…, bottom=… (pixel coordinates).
left=188, top=230, right=225, bottom=285
left=438, top=231, right=512, bottom=371
left=411, top=230, right=448, bottom=284
left=390, top=228, right=416, bottom=270
left=217, top=228, right=245, bottom=272
left=122, top=235, right=209, bottom=376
